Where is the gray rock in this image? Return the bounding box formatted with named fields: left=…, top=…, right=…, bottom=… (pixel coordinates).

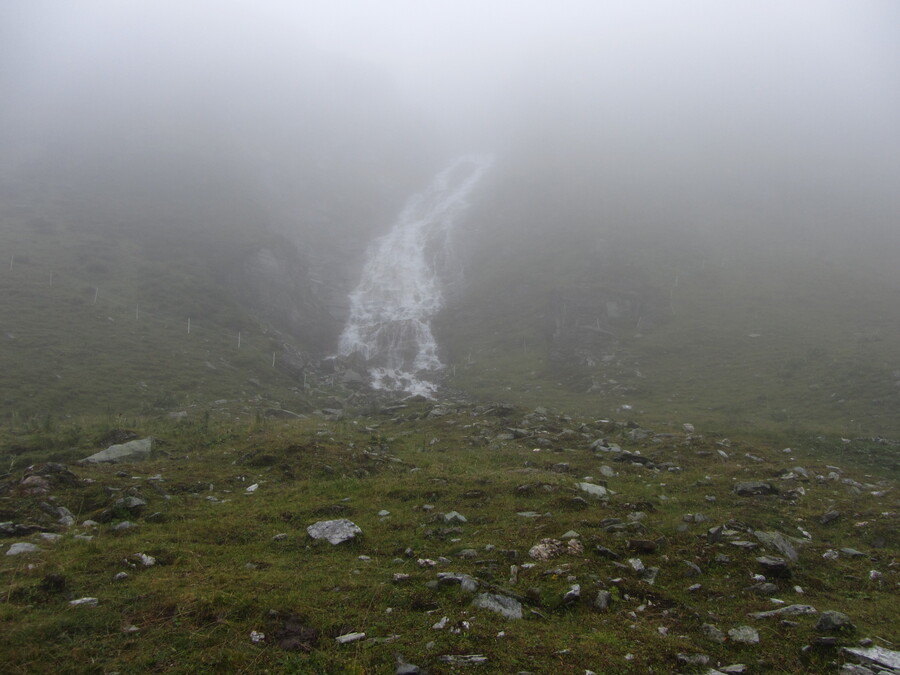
left=82, top=438, right=152, bottom=464
left=816, top=610, right=854, bottom=632
left=471, top=593, right=523, bottom=619
left=114, top=496, right=147, bottom=514
left=684, top=561, right=703, bottom=577
left=594, top=590, right=612, bottom=610
left=578, top=482, right=610, bottom=497
left=728, top=626, right=759, bottom=644
left=334, top=632, right=366, bottom=644
left=734, top=481, right=777, bottom=496
left=442, top=511, right=467, bottom=524
left=820, top=510, right=842, bottom=525
left=307, top=519, right=362, bottom=545
left=842, top=646, right=900, bottom=672
left=439, top=655, right=488, bottom=664
left=747, top=582, right=779, bottom=595
left=756, top=555, right=791, bottom=577
left=69, top=597, right=98, bottom=606
left=754, top=531, right=799, bottom=562
left=437, top=572, right=479, bottom=593
left=749, top=604, right=817, bottom=619
left=395, top=655, right=421, bottom=675
left=700, top=623, right=726, bottom=643
left=562, top=584, right=581, bottom=604
left=6, top=542, right=41, bottom=556
left=111, top=521, right=137, bottom=531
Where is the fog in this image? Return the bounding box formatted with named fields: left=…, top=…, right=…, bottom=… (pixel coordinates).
left=2, top=0, right=899, bottom=271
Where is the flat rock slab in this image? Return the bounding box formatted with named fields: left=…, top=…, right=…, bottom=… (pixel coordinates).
left=734, top=481, right=777, bottom=496
left=578, top=482, right=610, bottom=497
left=843, top=646, right=900, bottom=671
left=82, top=438, right=152, bottom=464
left=471, top=593, right=523, bottom=619
left=6, top=542, right=42, bottom=556
left=307, top=519, right=361, bottom=545
left=749, top=604, right=817, bottom=619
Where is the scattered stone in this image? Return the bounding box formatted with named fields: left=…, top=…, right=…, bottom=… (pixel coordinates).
left=734, top=481, right=777, bottom=496
left=135, top=553, right=156, bottom=567
left=112, top=521, right=137, bottom=531
left=754, top=531, right=799, bottom=562
left=728, top=626, right=760, bottom=644
left=700, top=623, right=726, bottom=643
left=842, top=646, right=900, bottom=672
left=578, top=482, right=611, bottom=498
left=628, top=539, right=657, bottom=554
left=306, top=519, right=361, bottom=545
left=594, top=544, right=620, bottom=560
left=677, top=653, right=710, bottom=666
left=81, top=438, right=153, bottom=464
left=749, top=604, right=817, bottom=619
left=815, top=611, right=854, bottom=632
left=437, top=572, right=479, bottom=593
left=443, top=511, right=467, bottom=524
left=395, top=654, right=421, bottom=675
left=684, top=561, right=703, bottom=577
left=6, top=542, right=41, bottom=556
left=594, top=590, right=612, bottom=610
left=439, top=655, right=488, bottom=665
left=334, top=632, right=366, bottom=644
left=840, top=548, right=867, bottom=558
left=529, top=538, right=565, bottom=561
left=69, top=597, right=98, bottom=607
left=562, top=584, right=581, bottom=604
left=471, top=593, right=523, bottom=619
left=272, top=533, right=288, bottom=541
left=114, top=572, right=129, bottom=581
left=820, top=510, right=842, bottom=525
left=756, top=555, right=791, bottom=577
left=747, top=582, right=779, bottom=595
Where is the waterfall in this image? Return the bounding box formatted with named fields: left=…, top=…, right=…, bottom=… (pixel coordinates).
left=338, top=154, right=493, bottom=397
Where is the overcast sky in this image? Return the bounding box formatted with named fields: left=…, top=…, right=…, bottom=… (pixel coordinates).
left=1, top=0, right=898, bottom=259
left=3, top=0, right=898, bottom=137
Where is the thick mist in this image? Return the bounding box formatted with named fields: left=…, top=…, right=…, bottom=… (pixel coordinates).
left=1, top=1, right=898, bottom=279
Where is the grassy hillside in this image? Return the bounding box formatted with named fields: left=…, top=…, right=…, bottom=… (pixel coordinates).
left=440, top=236, right=900, bottom=440
left=0, top=403, right=896, bottom=673
left=0, top=196, right=314, bottom=422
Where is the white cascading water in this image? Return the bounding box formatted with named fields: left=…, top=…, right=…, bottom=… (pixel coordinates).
left=338, top=154, right=493, bottom=397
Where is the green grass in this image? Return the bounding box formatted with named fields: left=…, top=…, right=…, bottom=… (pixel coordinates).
left=0, top=206, right=317, bottom=422
left=0, top=405, right=897, bottom=673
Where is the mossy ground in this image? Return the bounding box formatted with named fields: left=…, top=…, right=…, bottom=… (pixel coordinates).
left=1, top=403, right=896, bottom=673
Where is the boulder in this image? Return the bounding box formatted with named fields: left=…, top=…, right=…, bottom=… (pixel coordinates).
left=471, top=593, right=523, bottom=619
left=734, top=481, right=777, bottom=496
left=578, top=482, right=610, bottom=497
left=754, top=531, right=799, bottom=562
left=6, top=542, right=42, bottom=556
left=82, top=438, right=152, bottom=464
left=307, top=519, right=361, bottom=545
left=815, top=610, right=854, bottom=632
